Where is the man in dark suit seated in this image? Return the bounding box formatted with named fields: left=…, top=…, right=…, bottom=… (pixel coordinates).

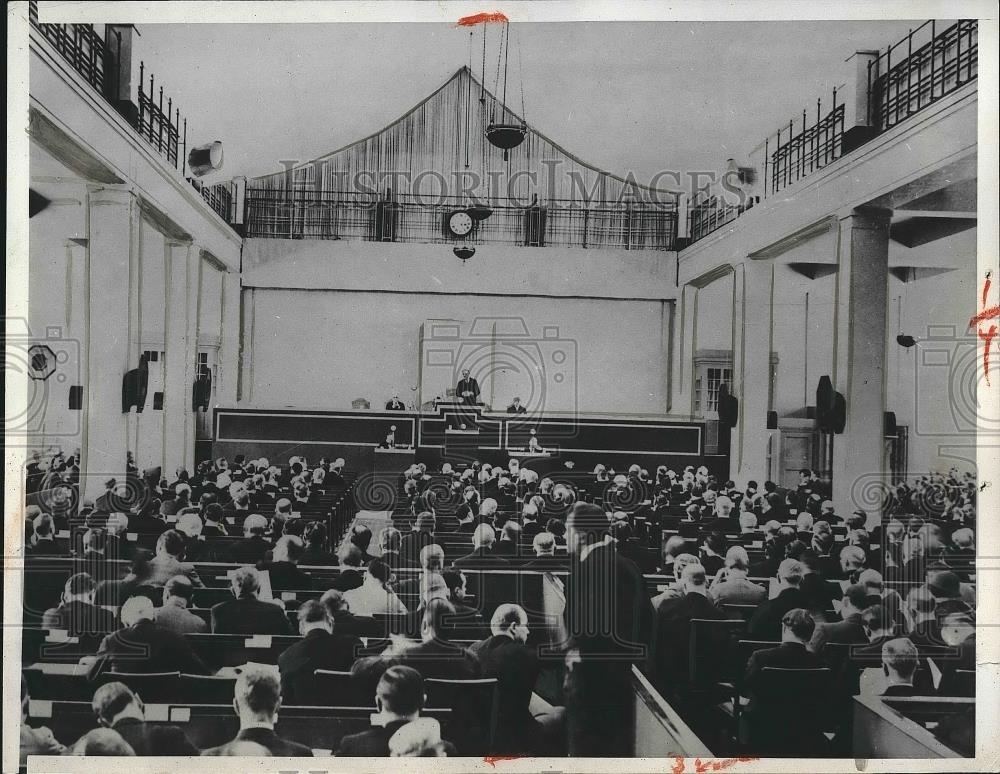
left=747, top=559, right=809, bottom=640
left=798, top=549, right=842, bottom=613
left=87, top=596, right=210, bottom=680
left=505, top=396, right=527, bottom=414
left=524, top=531, right=564, bottom=571
left=937, top=611, right=975, bottom=695
left=394, top=543, right=446, bottom=594
left=42, top=572, right=117, bottom=638
left=493, top=520, right=521, bottom=556
left=654, top=563, right=725, bottom=687
left=351, top=599, right=480, bottom=687
left=400, top=512, right=436, bottom=565
left=300, top=521, right=339, bottom=566
left=468, top=603, right=564, bottom=754
left=904, top=585, right=942, bottom=648
left=743, top=608, right=825, bottom=695
left=200, top=503, right=229, bottom=539
left=320, top=589, right=379, bottom=638
left=229, top=514, right=272, bottom=565
left=278, top=600, right=363, bottom=704
left=385, top=395, right=406, bottom=411
left=349, top=524, right=377, bottom=565
left=330, top=544, right=366, bottom=592
left=210, top=566, right=291, bottom=635
left=257, top=535, right=312, bottom=590
left=876, top=637, right=920, bottom=696
left=90, top=681, right=199, bottom=755
left=453, top=524, right=510, bottom=568
left=337, top=666, right=456, bottom=756
left=808, top=583, right=870, bottom=653
left=28, top=513, right=63, bottom=555
left=521, top=504, right=544, bottom=540
left=202, top=665, right=313, bottom=756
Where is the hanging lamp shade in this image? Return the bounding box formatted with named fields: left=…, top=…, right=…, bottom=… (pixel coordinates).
left=486, top=123, right=527, bottom=159
left=454, top=246, right=476, bottom=263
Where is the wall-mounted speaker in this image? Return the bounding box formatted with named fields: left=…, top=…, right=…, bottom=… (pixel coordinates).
left=153, top=391, right=165, bottom=411
left=766, top=410, right=778, bottom=430
left=717, top=383, right=739, bottom=428
left=69, top=385, right=83, bottom=411
left=192, top=372, right=212, bottom=412
left=816, top=375, right=846, bottom=434
left=188, top=141, right=224, bottom=177
left=122, top=354, right=149, bottom=413
left=884, top=411, right=897, bottom=437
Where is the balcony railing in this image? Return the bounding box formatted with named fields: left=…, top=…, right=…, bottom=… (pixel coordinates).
left=244, top=189, right=678, bottom=251
left=28, top=1, right=106, bottom=94
left=197, top=180, right=236, bottom=223
left=687, top=18, right=978, bottom=247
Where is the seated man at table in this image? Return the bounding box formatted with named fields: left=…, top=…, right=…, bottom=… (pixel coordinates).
left=42, top=572, right=117, bottom=638
left=153, top=575, right=208, bottom=635
left=747, top=559, right=809, bottom=640
left=257, top=535, right=313, bottom=591
left=202, top=665, right=312, bottom=757
left=337, top=666, right=456, bottom=756
left=87, top=596, right=211, bottom=680
left=90, top=681, right=200, bottom=756
left=211, top=566, right=292, bottom=635
left=279, top=599, right=363, bottom=704
left=743, top=608, right=825, bottom=694
left=453, top=524, right=510, bottom=568
left=876, top=637, right=920, bottom=697
left=506, top=396, right=527, bottom=414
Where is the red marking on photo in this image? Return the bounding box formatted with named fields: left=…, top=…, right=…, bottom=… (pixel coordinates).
left=483, top=754, right=522, bottom=766
left=972, top=270, right=999, bottom=386
left=694, top=757, right=761, bottom=773
left=457, top=11, right=509, bottom=27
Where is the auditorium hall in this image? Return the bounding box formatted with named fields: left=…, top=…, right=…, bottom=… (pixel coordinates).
left=9, top=2, right=994, bottom=768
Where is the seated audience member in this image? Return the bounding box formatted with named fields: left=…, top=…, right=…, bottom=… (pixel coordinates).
left=858, top=568, right=905, bottom=632
left=521, top=504, right=544, bottom=539
left=350, top=523, right=376, bottom=564
left=202, top=665, right=312, bottom=757
left=175, top=512, right=206, bottom=560
left=90, top=681, right=199, bottom=755
left=20, top=680, right=66, bottom=765
left=810, top=528, right=841, bottom=580
left=477, top=497, right=500, bottom=528
left=223, top=489, right=253, bottom=524
left=849, top=604, right=902, bottom=683
left=146, top=529, right=203, bottom=587
left=743, top=608, right=824, bottom=695
left=797, top=550, right=842, bottom=613
left=88, top=596, right=210, bottom=679
left=211, top=566, right=291, bottom=635
left=525, top=531, right=563, bottom=570
left=749, top=529, right=789, bottom=578
left=258, top=535, right=312, bottom=590
left=344, top=559, right=407, bottom=616
left=70, top=728, right=135, bottom=756
left=738, top=510, right=759, bottom=535
left=494, top=520, right=522, bottom=556
left=839, top=545, right=867, bottom=584
left=29, top=513, right=62, bottom=555
left=904, top=586, right=942, bottom=648
left=808, top=583, right=870, bottom=653
left=709, top=547, right=767, bottom=606
left=441, top=569, right=480, bottom=620
left=391, top=572, right=450, bottom=637
left=928, top=570, right=974, bottom=619
left=271, top=498, right=295, bottom=535
left=299, top=521, right=338, bottom=566
left=42, top=572, right=117, bottom=637
left=388, top=717, right=455, bottom=757
left=454, top=524, right=510, bottom=567
left=469, top=604, right=563, bottom=754
left=396, top=544, right=446, bottom=592
left=545, top=518, right=567, bottom=547
left=377, top=526, right=416, bottom=570
left=330, top=544, right=366, bottom=591
left=654, top=563, right=725, bottom=685
left=747, top=559, right=809, bottom=640
left=279, top=599, right=363, bottom=704
left=320, top=588, right=378, bottom=638
left=338, top=666, right=454, bottom=756
left=76, top=527, right=108, bottom=575
left=160, top=483, right=191, bottom=517
left=230, top=514, right=272, bottom=565
left=878, top=638, right=920, bottom=696
left=400, top=512, right=436, bottom=563
left=937, top=611, right=976, bottom=695
left=651, top=553, right=699, bottom=609
left=200, top=503, right=228, bottom=538
left=153, top=575, right=207, bottom=634
left=352, top=599, right=480, bottom=687
left=948, top=527, right=975, bottom=581
left=659, top=535, right=688, bottom=576
left=454, top=488, right=480, bottom=533
left=699, top=531, right=727, bottom=577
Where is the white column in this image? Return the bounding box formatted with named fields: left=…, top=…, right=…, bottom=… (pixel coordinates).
left=162, top=241, right=199, bottom=475
left=669, top=284, right=698, bottom=417
left=81, top=188, right=134, bottom=500
left=731, top=261, right=775, bottom=485
left=832, top=210, right=891, bottom=514
left=215, top=271, right=241, bottom=408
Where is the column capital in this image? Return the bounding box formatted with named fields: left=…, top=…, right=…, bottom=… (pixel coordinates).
left=838, top=206, right=893, bottom=229
left=88, top=186, right=135, bottom=208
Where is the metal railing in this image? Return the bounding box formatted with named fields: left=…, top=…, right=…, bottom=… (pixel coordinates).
left=195, top=180, right=236, bottom=223
left=244, top=188, right=678, bottom=251
left=768, top=99, right=845, bottom=197
left=136, top=61, right=185, bottom=172
left=868, top=19, right=978, bottom=133
left=688, top=196, right=757, bottom=244
left=28, top=1, right=106, bottom=94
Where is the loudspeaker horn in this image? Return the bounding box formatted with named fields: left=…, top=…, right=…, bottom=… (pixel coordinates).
left=188, top=141, right=224, bottom=177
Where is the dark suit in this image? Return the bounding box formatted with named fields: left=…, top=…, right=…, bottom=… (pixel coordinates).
left=203, top=726, right=313, bottom=757
left=747, top=587, right=810, bottom=640
left=456, top=377, right=481, bottom=405
left=336, top=718, right=457, bottom=756
left=210, top=595, right=292, bottom=635
left=385, top=400, right=406, bottom=411
left=399, top=531, right=434, bottom=564
left=453, top=547, right=510, bottom=568
left=41, top=600, right=116, bottom=638
left=809, top=612, right=867, bottom=653
left=378, top=549, right=416, bottom=571
left=230, top=536, right=272, bottom=565
left=112, top=717, right=200, bottom=756
left=29, top=539, right=63, bottom=556
left=278, top=629, right=363, bottom=704
left=654, top=591, right=725, bottom=684
left=469, top=634, right=542, bottom=753
left=799, top=573, right=841, bottom=612
left=351, top=638, right=480, bottom=689
left=506, top=404, right=527, bottom=414
left=743, top=641, right=825, bottom=696
left=300, top=548, right=339, bottom=567
left=331, top=609, right=380, bottom=638
left=563, top=542, right=652, bottom=756
left=89, top=619, right=210, bottom=679
left=257, top=561, right=313, bottom=591
left=330, top=569, right=364, bottom=592
left=521, top=521, right=544, bottom=540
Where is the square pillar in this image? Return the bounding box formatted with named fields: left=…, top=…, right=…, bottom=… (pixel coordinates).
left=81, top=188, right=135, bottom=500
left=669, top=285, right=698, bottom=417
left=215, top=271, right=241, bottom=407
left=163, top=241, right=199, bottom=476
left=731, top=261, right=775, bottom=485
left=832, top=210, right=891, bottom=514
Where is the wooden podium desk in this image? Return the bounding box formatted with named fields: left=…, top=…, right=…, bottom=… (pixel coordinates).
left=373, top=446, right=415, bottom=474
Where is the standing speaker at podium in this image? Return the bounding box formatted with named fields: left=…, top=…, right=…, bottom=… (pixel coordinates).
left=456, top=369, right=480, bottom=405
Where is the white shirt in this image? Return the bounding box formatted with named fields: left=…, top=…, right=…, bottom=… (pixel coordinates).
left=343, top=580, right=407, bottom=616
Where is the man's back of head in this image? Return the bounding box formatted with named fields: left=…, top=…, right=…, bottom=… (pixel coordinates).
left=164, top=575, right=194, bottom=607
left=882, top=637, right=918, bottom=682
left=92, top=681, right=139, bottom=726
left=566, top=502, right=609, bottom=553
left=681, top=563, right=709, bottom=595
left=533, top=531, right=555, bottom=557
left=232, top=566, right=261, bottom=598
left=472, top=524, right=495, bottom=550
left=777, top=558, right=804, bottom=587
left=419, top=543, right=445, bottom=571
left=377, top=665, right=425, bottom=720
left=234, top=665, right=282, bottom=724
left=273, top=535, right=304, bottom=564
left=780, top=608, right=815, bottom=643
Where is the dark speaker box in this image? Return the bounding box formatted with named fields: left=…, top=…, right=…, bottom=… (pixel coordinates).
left=69, top=385, right=83, bottom=410
left=884, top=411, right=897, bottom=437
left=153, top=391, right=164, bottom=411
left=766, top=411, right=778, bottom=429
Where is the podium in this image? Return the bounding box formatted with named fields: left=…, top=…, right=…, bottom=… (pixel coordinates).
left=373, top=446, right=415, bottom=474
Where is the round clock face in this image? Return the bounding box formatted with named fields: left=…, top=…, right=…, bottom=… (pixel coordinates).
left=448, top=211, right=474, bottom=237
